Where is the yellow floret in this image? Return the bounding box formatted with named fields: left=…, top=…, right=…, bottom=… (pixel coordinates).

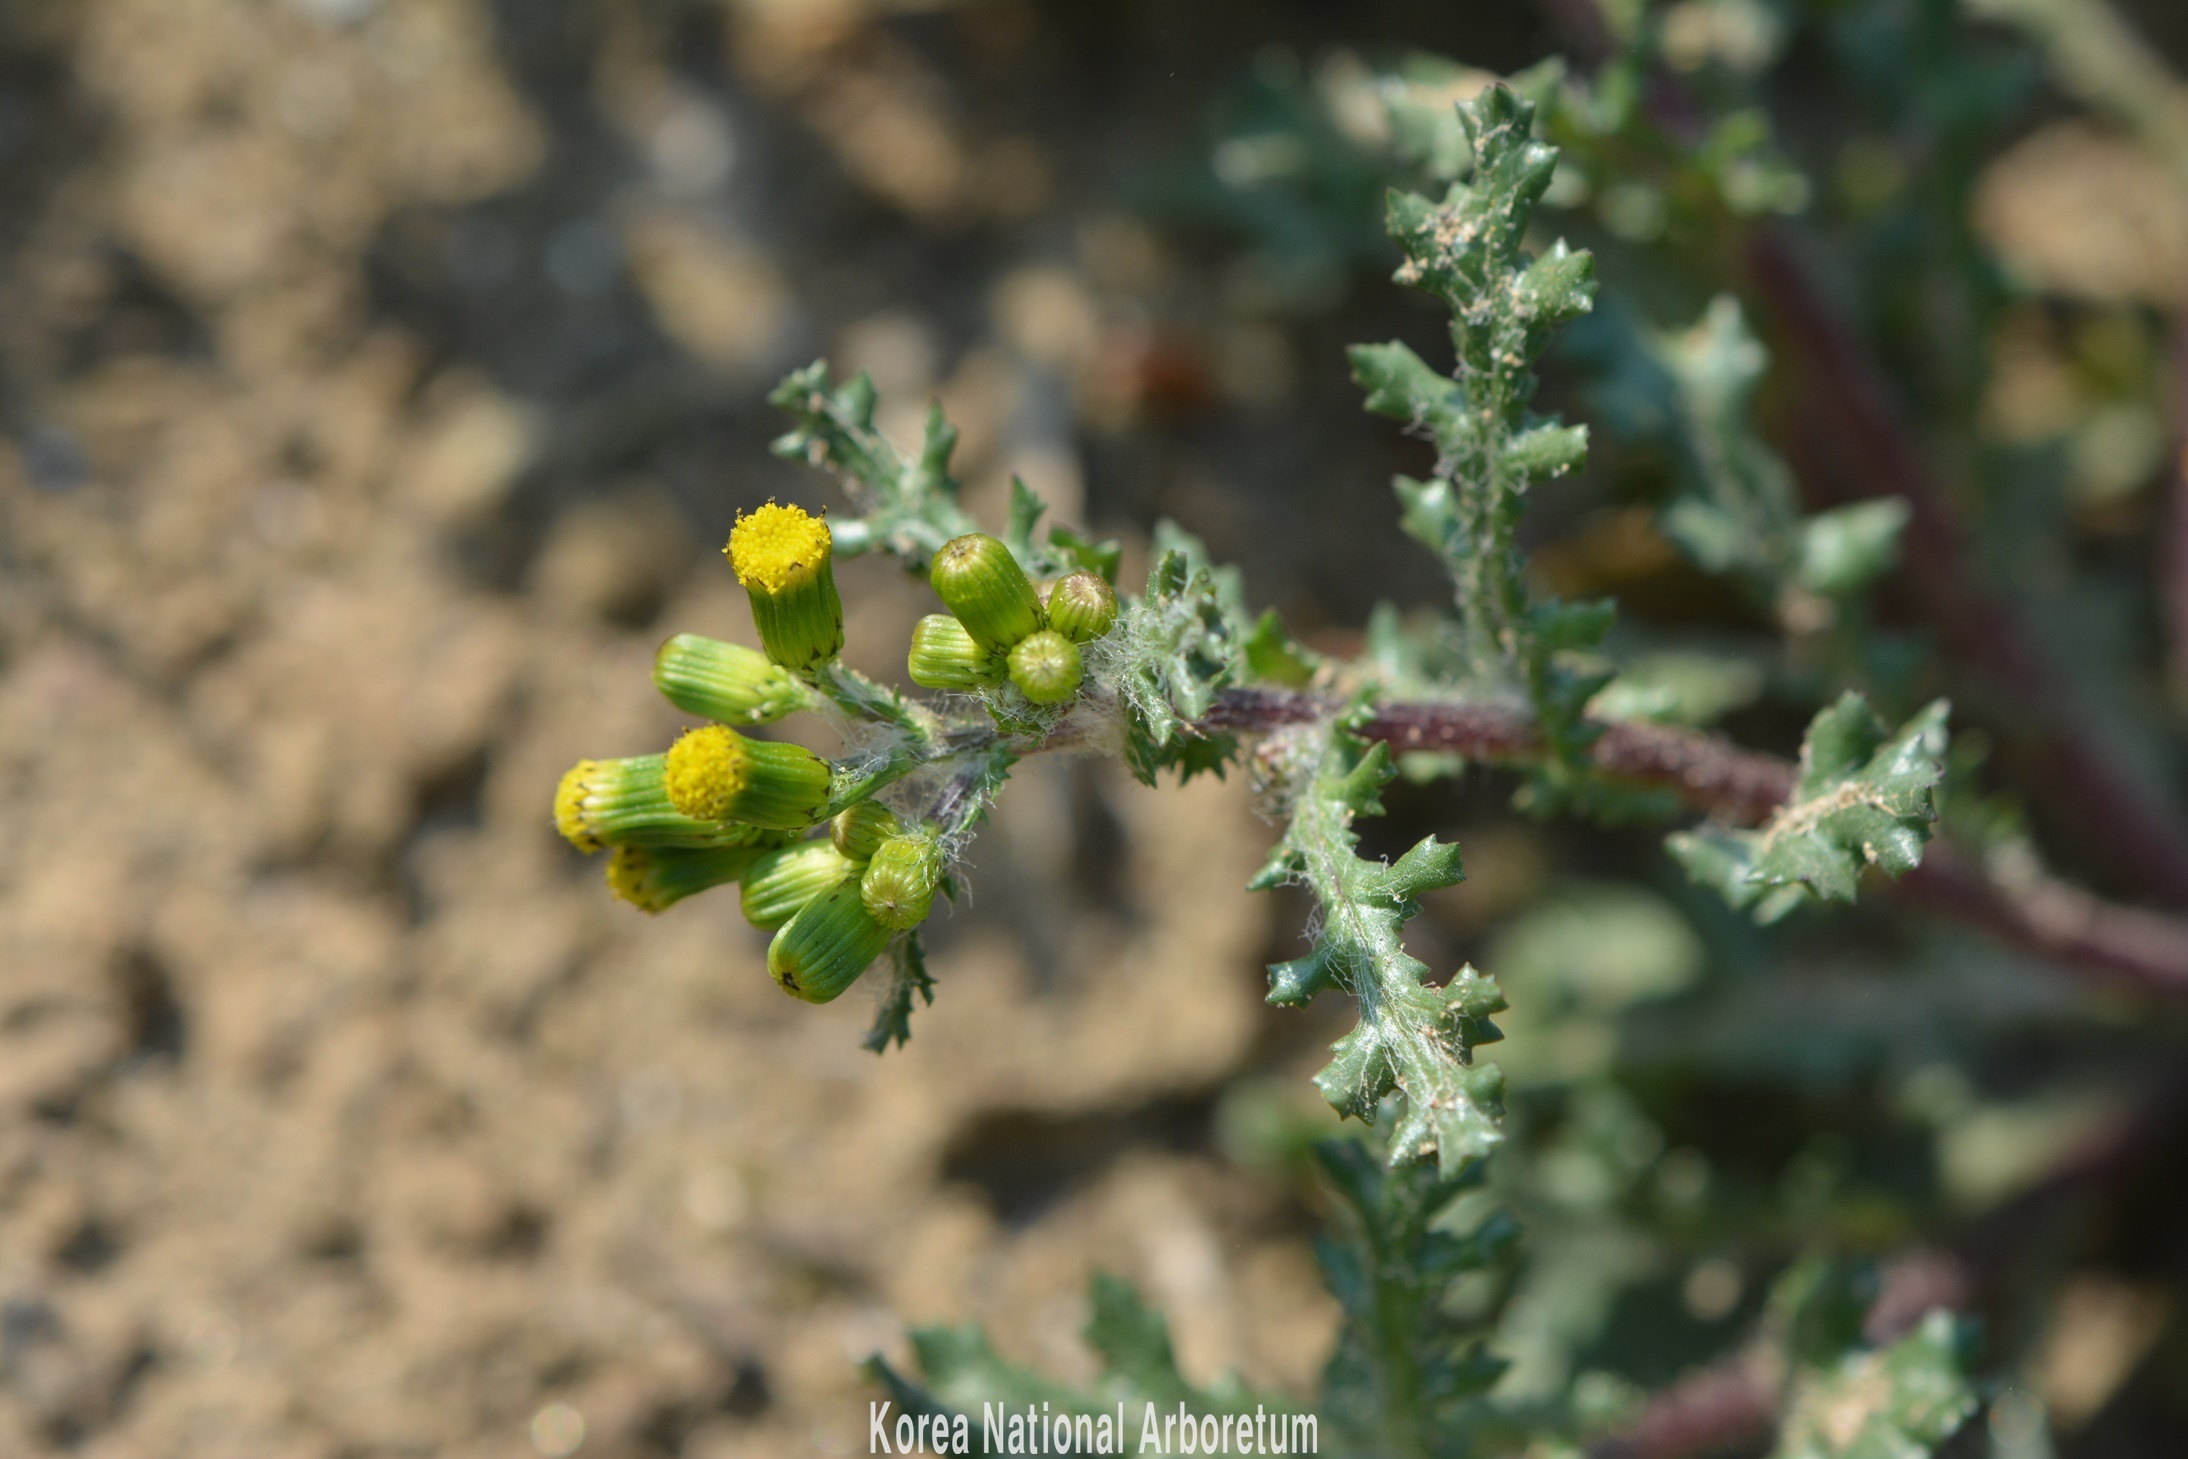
left=664, top=725, right=749, bottom=821
left=727, top=502, right=831, bottom=596
left=555, top=761, right=601, bottom=852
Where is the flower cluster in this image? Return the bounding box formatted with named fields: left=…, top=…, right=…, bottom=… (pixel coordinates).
left=554, top=501, right=950, bottom=1005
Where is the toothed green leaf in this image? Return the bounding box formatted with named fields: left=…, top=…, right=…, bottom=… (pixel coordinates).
left=1670, top=694, right=1950, bottom=915
left=1503, top=421, right=1590, bottom=479
left=1046, top=524, right=1124, bottom=584
left=1112, top=535, right=1244, bottom=784
left=1576, top=298, right=1908, bottom=614
left=1358, top=87, right=1603, bottom=784
left=1256, top=714, right=1504, bottom=1175
left=1351, top=339, right=1467, bottom=440
left=1797, top=499, right=1911, bottom=598
left=1001, top=475, right=1046, bottom=562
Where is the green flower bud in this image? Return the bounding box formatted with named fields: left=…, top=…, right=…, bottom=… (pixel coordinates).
left=607, top=842, right=769, bottom=913
left=831, top=801, right=901, bottom=861
left=861, top=829, right=943, bottom=930
left=653, top=633, right=814, bottom=725
left=555, top=754, right=779, bottom=852
left=767, top=880, right=893, bottom=1003
left=663, top=725, right=832, bottom=829
left=930, top=533, right=1043, bottom=653
left=1044, top=571, right=1117, bottom=644
left=1007, top=629, right=1083, bottom=705
left=740, top=840, right=862, bottom=930
left=727, top=502, right=844, bottom=671
left=907, top=614, right=1007, bottom=691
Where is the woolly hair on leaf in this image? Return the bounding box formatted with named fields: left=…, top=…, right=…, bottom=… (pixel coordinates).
left=555, top=755, right=785, bottom=852
left=607, top=843, right=772, bottom=913
left=663, top=725, right=833, bottom=829
left=930, top=533, right=1044, bottom=653
left=768, top=880, right=894, bottom=1003
left=653, top=633, right=815, bottom=725
left=741, top=841, right=864, bottom=930
left=727, top=501, right=844, bottom=670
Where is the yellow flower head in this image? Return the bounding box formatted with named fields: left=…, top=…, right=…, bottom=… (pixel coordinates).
left=728, top=502, right=832, bottom=596
left=664, top=725, right=751, bottom=822
left=663, top=724, right=834, bottom=829
left=726, top=501, right=845, bottom=670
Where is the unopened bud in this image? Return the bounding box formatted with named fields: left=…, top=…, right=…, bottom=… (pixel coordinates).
left=830, top=801, right=901, bottom=861
left=1045, top=571, right=1117, bottom=644
left=767, top=880, right=893, bottom=1003
left=1008, top=629, right=1083, bottom=705
left=861, top=828, right=943, bottom=930
left=654, top=633, right=814, bottom=724
left=740, top=840, right=862, bottom=930
left=663, top=725, right=832, bottom=829
left=727, top=502, right=844, bottom=670
left=930, top=533, right=1043, bottom=653
left=908, top=614, right=1007, bottom=691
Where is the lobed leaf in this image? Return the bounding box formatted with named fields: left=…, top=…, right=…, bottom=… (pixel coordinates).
left=862, top=932, right=936, bottom=1054
left=1669, top=694, right=1950, bottom=918
left=1108, top=531, right=1245, bottom=784
left=1358, top=86, right=1603, bottom=780
left=1255, top=713, right=1506, bottom=1174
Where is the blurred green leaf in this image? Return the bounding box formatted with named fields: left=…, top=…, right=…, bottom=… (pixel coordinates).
left=1316, top=1139, right=1515, bottom=1459
left=1797, top=500, right=1911, bottom=598
left=1590, top=649, right=1767, bottom=727
left=1772, top=1310, right=1977, bottom=1459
